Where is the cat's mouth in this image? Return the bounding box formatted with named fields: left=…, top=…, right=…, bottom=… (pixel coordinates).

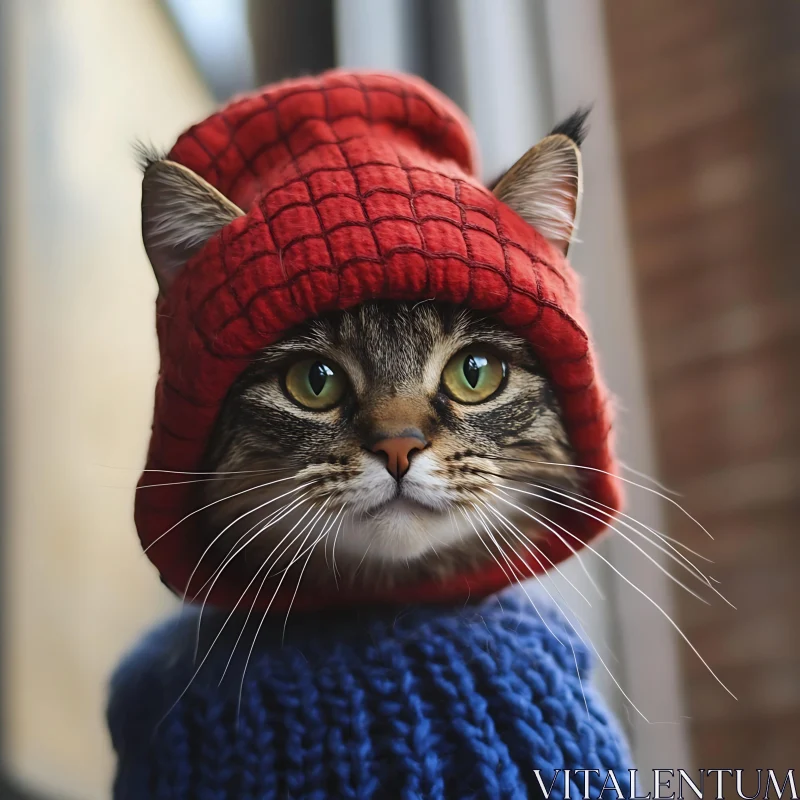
left=370, top=492, right=448, bottom=518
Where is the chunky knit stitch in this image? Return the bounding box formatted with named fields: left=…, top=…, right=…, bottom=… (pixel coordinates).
left=108, top=590, right=632, bottom=799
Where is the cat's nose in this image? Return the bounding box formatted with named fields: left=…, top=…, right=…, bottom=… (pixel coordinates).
left=369, top=434, right=427, bottom=480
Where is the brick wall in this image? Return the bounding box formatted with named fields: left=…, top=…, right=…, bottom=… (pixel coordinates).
left=605, top=1, right=800, bottom=769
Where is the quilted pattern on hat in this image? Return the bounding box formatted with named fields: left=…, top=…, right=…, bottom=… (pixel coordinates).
left=136, top=70, right=620, bottom=611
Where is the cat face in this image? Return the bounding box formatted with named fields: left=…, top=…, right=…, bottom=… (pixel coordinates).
left=139, top=109, right=589, bottom=592
left=200, top=302, right=576, bottom=586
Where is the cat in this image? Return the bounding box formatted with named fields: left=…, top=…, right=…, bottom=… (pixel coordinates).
left=198, top=300, right=577, bottom=589
left=139, top=109, right=589, bottom=594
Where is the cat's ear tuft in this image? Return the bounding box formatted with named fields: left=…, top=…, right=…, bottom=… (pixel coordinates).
left=492, top=108, right=589, bottom=256
left=140, top=152, right=244, bottom=292
left=134, top=141, right=166, bottom=173
left=548, top=106, right=591, bottom=148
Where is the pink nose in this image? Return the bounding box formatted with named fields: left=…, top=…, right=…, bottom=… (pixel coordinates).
left=370, top=436, right=427, bottom=480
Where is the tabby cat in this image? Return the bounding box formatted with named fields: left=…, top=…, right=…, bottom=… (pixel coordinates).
left=140, top=111, right=589, bottom=593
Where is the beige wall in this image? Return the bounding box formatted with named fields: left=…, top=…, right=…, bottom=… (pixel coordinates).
left=3, top=2, right=213, bottom=796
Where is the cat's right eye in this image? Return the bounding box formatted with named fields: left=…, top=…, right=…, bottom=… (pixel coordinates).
left=284, top=358, right=347, bottom=410
left=441, top=348, right=507, bottom=404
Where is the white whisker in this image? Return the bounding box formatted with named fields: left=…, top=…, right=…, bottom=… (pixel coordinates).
left=534, top=479, right=713, bottom=564
left=136, top=473, right=289, bottom=490
left=214, top=497, right=330, bottom=684
left=498, top=483, right=714, bottom=607
left=330, top=509, right=346, bottom=587
left=477, top=499, right=662, bottom=723
left=114, top=466, right=290, bottom=476
left=192, top=499, right=319, bottom=664
left=473, top=502, right=590, bottom=717
left=461, top=506, right=565, bottom=646
left=488, top=490, right=738, bottom=701
left=618, top=461, right=680, bottom=495
left=190, top=492, right=313, bottom=594
left=482, top=492, right=602, bottom=598
left=235, top=500, right=333, bottom=718
left=268, top=504, right=346, bottom=579
left=143, top=475, right=308, bottom=554
left=488, top=455, right=714, bottom=539
left=151, top=501, right=319, bottom=731
left=525, top=481, right=733, bottom=609
left=216, top=498, right=333, bottom=689
left=281, top=523, right=325, bottom=643
left=352, top=536, right=374, bottom=578
left=459, top=507, right=515, bottom=595
left=476, top=502, right=594, bottom=606
left=185, top=486, right=315, bottom=601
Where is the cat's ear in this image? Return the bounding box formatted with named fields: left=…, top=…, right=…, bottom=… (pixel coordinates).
left=139, top=146, right=244, bottom=292
left=492, top=108, right=589, bottom=256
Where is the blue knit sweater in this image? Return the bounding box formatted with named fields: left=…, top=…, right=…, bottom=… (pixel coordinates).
left=107, top=589, right=632, bottom=799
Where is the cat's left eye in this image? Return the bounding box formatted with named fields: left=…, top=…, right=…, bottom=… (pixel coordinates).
left=285, top=358, right=347, bottom=410
left=441, top=348, right=507, bottom=404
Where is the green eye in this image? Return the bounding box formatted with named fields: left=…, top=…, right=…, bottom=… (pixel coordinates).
left=285, top=358, right=347, bottom=410
left=442, top=348, right=507, bottom=404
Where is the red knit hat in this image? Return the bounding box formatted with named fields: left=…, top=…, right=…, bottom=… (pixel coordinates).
left=136, top=71, right=620, bottom=611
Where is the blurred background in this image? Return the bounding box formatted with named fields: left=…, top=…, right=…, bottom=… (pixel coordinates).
left=1, top=1, right=797, bottom=797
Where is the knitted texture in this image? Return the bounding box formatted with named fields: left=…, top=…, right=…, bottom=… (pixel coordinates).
left=108, top=590, right=632, bottom=799
left=135, top=70, right=621, bottom=611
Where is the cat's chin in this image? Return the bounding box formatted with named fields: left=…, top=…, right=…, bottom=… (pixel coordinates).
left=372, top=494, right=440, bottom=515
left=337, top=496, right=472, bottom=564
